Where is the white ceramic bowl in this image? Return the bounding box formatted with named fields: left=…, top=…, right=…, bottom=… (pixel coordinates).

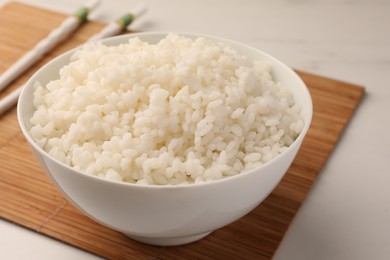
left=17, top=32, right=312, bottom=246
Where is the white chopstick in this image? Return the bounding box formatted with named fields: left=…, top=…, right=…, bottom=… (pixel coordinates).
left=0, top=86, right=22, bottom=116
left=87, top=4, right=147, bottom=42
left=0, top=0, right=100, bottom=92
left=0, top=3, right=147, bottom=117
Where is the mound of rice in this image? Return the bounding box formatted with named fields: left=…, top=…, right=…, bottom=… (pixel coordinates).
left=29, top=33, right=304, bottom=185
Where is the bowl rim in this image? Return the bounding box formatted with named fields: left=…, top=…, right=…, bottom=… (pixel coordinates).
left=17, top=31, right=313, bottom=190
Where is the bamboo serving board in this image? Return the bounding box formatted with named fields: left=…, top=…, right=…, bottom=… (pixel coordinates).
left=0, top=2, right=365, bottom=259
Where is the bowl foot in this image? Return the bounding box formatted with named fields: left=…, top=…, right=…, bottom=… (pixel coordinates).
left=124, top=231, right=212, bottom=246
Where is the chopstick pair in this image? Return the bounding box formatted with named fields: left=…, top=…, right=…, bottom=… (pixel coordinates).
left=0, top=1, right=147, bottom=116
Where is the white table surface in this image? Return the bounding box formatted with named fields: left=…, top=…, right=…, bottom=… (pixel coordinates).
left=1, top=0, right=389, bottom=259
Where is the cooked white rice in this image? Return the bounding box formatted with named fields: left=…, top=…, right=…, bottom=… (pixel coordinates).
left=29, top=33, right=304, bottom=185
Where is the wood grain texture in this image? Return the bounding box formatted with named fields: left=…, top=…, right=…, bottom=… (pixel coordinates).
left=0, top=3, right=365, bottom=259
